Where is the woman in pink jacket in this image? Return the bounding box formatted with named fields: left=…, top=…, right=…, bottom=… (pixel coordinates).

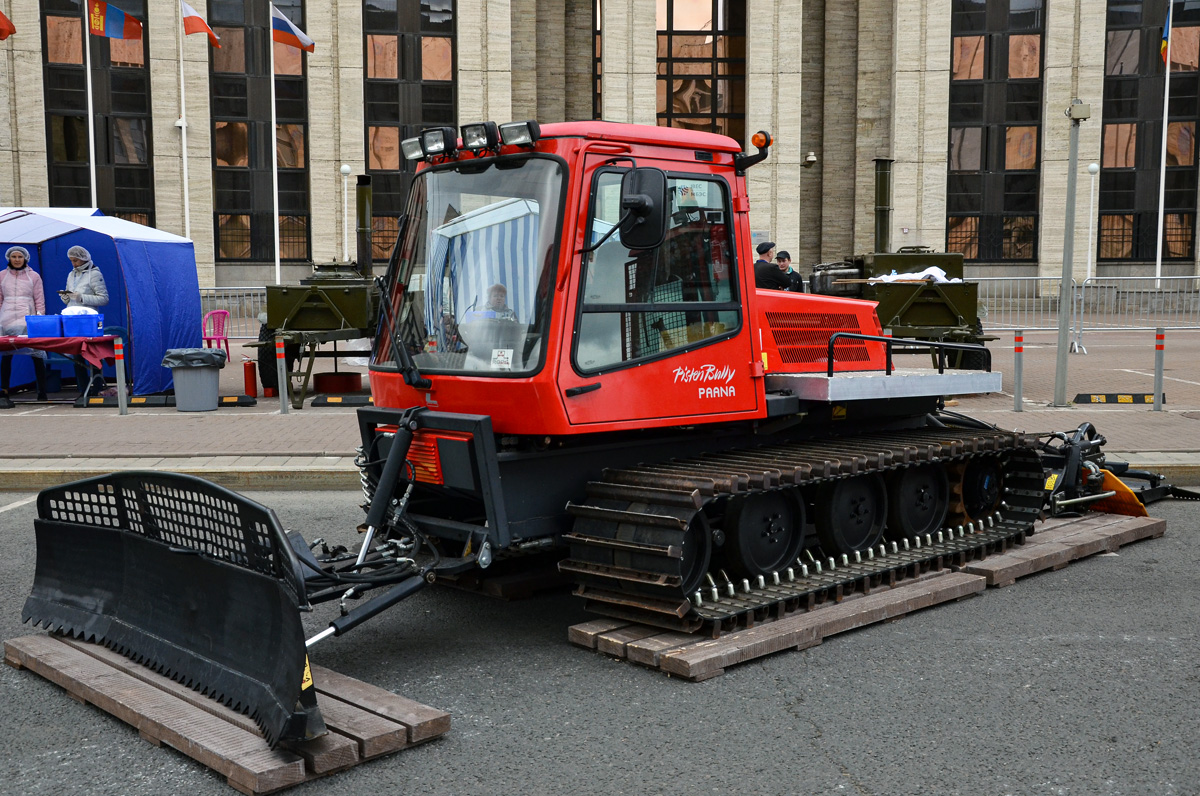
left=0, top=246, right=49, bottom=404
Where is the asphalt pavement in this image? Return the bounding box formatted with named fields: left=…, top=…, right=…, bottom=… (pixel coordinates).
left=0, top=491, right=1196, bottom=795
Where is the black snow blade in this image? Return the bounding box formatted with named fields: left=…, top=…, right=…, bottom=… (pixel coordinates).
left=21, top=472, right=325, bottom=749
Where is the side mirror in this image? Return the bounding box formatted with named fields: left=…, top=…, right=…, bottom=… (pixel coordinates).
left=618, top=168, right=669, bottom=250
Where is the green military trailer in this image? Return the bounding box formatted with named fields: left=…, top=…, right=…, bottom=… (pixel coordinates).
left=809, top=246, right=991, bottom=368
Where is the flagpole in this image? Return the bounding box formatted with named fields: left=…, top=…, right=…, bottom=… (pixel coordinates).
left=1155, top=4, right=1173, bottom=288
left=84, top=3, right=98, bottom=207
left=177, top=0, right=191, bottom=240
left=270, top=29, right=281, bottom=285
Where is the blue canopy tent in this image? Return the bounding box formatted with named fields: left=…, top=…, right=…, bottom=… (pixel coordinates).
left=0, top=208, right=201, bottom=394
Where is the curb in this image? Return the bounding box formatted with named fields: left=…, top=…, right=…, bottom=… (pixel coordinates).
left=0, top=467, right=361, bottom=492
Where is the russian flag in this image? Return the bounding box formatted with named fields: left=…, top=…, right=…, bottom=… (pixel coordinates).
left=88, top=0, right=143, bottom=40
left=270, top=4, right=314, bottom=53
left=0, top=10, right=15, bottom=42
left=181, top=0, right=220, bottom=48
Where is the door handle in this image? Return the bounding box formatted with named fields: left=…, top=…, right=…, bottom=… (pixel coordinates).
left=565, top=383, right=601, bottom=397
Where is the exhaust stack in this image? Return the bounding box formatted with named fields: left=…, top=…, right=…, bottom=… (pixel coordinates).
left=356, top=174, right=373, bottom=277
left=874, top=158, right=894, bottom=254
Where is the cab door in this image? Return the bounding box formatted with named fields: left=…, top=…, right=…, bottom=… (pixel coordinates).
left=559, top=160, right=759, bottom=427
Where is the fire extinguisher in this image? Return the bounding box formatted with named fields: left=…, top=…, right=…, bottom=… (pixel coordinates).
left=243, top=357, right=258, bottom=398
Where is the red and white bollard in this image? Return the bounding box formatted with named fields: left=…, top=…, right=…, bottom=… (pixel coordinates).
left=275, top=337, right=289, bottom=414
left=114, top=338, right=128, bottom=416
left=1013, top=330, right=1023, bottom=413
left=1153, top=328, right=1164, bottom=412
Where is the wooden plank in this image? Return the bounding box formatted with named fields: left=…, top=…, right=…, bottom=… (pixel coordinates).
left=60, top=637, right=262, bottom=737
left=1105, top=517, right=1166, bottom=547
left=962, top=542, right=1074, bottom=586
left=308, top=693, right=408, bottom=759
left=659, top=573, right=984, bottom=680
left=282, top=731, right=360, bottom=775
left=567, top=618, right=630, bottom=650
left=4, top=635, right=306, bottom=794
left=310, top=664, right=450, bottom=745
left=596, top=626, right=663, bottom=658
left=625, top=631, right=698, bottom=668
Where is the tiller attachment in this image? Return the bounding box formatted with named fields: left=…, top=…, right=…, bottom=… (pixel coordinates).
left=21, top=472, right=324, bottom=749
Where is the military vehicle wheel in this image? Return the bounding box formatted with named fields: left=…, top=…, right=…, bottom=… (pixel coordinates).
left=721, top=491, right=806, bottom=579
left=814, top=474, right=887, bottom=554
left=885, top=464, right=949, bottom=540
left=949, top=457, right=1003, bottom=523
left=257, top=325, right=300, bottom=390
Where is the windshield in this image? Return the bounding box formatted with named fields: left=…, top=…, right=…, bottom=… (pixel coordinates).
left=375, top=156, right=564, bottom=375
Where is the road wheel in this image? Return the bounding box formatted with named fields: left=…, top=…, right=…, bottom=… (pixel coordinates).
left=721, top=491, right=806, bottom=579
left=814, top=474, right=887, bottom=555
left=885, top=464, right=950, bottom=540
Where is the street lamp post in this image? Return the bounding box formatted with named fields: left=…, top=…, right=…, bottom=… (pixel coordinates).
left=1053, top=100, right=1091, bottom=406
left=340, top=164, right=352, bottom=262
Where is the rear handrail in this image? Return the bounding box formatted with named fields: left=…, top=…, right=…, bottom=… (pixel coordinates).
left=826, top=332, right=992, bottom=377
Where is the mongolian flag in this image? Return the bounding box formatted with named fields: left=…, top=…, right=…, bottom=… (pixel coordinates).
left=270, top=4, right=314, bottom=52
left=88, top=0, right=143, bottom=40
left=1163, top=4, right=1172, bottom=64
left=0, top=10, right=15, bottom=41
left=181, top=0, right=220, bottom=48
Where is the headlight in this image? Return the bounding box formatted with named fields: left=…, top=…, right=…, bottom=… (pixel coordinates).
left=498, top=120, right=541, bottom=146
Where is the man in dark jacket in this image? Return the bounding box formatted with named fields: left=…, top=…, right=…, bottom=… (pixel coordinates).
left=754, top=241, right=791, bottom=290
left=776, top=251, right=806, bottom=292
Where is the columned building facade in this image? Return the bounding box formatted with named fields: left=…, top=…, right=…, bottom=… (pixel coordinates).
left=1, top=0, right=1195, bottom=285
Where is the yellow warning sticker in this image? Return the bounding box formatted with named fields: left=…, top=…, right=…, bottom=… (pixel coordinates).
left=832, top=406, right=847, bottom=421
left=1091, top=395, right=1106, bottom=403
left=328, top=396, right=343, bottom=403
left=1117, top=394, right=1132, bottom=403
left=1045, top=473, right=1058, bottom=491
left=301, top=656, right=313, bottom=690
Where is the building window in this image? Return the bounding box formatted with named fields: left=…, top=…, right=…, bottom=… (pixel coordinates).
left=209, top=0, right=311, bottom=262
left=945, top=0, right=1044, bottom=262
left=362, top=0, right=456, bottom=261
left=1099, top=0, right=1200, bottom=262
left=655, top=0, right=746, bottom=144
left=40, top=1, right=155, bottom=224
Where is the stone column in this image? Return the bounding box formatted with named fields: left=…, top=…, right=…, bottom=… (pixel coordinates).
left=148, top=0, right=215, bottom=283
left=305, top=0, right=362, bottom=266
left=510, top=0, right=538, bottom=120
left=563, top=0, right=594, bottom=121
left=746, top=0, right=805, bottom=259
left=820, top=1, right=857, bottom=258
left=798, top=0, right=826, bottom=267
left=1, top=0, right=48, bottom=206
left=852, top=0, right=895, bottom=253
left=1039, top=0, right=1105, bottom=280
left=600, top=0, right=655, bottom=124
left=458, top=0, right=513, bottom=125
left=534, top=0, right=567, bottom=121
left=891, top=0, right=951, bottom=254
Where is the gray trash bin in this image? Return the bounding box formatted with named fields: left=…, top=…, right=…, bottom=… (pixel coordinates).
left=162, top=348, right=228, bottom=412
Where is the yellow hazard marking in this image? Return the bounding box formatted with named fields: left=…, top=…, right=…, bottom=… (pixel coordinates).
left=1144, top=395, right=1154, bottom=402
left=1118, top=394, right=1132, bottom=403
left=1090, top=395, right=1106, bottom=403
left=131, top=397, right=146, bottom=404
left=761, top=352, right=769, bottom=371
left=221, top=396, right=235, bottom=403
left=327, top=396, right=343, bottom=403
left=301, top=656, right=313, bottom=690
left=1045, top=473, right=1058, bottom=491
left=832, top=406, right=847, bottom=420
left=88, top=398, right=103, bottom=404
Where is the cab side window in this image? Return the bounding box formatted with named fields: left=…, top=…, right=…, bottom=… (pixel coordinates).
left=575, top=172, right=738, bottom=372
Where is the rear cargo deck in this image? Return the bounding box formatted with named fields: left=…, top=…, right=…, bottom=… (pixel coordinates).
left=766, top=367, right=1001, bottom=401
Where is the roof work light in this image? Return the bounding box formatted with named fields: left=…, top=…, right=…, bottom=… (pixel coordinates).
left=421, top=127, right=458, bottom=157
left=498, top=120, right=541, bottom=147
left=461, top=122, right=499, bottom=152
left=401, top=136, right=424, bottom=161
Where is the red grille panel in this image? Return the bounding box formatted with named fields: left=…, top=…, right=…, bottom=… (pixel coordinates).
left=407, top=431, right=474, bottom=485
left=766, top=311, right=868, bottom=366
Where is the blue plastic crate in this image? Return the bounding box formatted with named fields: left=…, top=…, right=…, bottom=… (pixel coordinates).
left=61, top=313, right=104, bottom=338
left=25, top=315, right=62, bottom=338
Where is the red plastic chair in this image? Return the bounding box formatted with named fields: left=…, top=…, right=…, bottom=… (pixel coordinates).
left=202, top=310, right=231, bottom=358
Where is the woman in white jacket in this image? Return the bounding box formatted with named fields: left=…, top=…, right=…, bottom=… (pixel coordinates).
left=61, top=245, right=109, bottom=396
left=0, top=246, right=49, bottom=404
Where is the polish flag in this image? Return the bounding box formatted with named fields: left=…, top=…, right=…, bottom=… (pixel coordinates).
left=270, top=4, right=314, bottom=53
left=0, top=11, right=15, bottom=42
left=181, top=0, right=220, bottom=48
